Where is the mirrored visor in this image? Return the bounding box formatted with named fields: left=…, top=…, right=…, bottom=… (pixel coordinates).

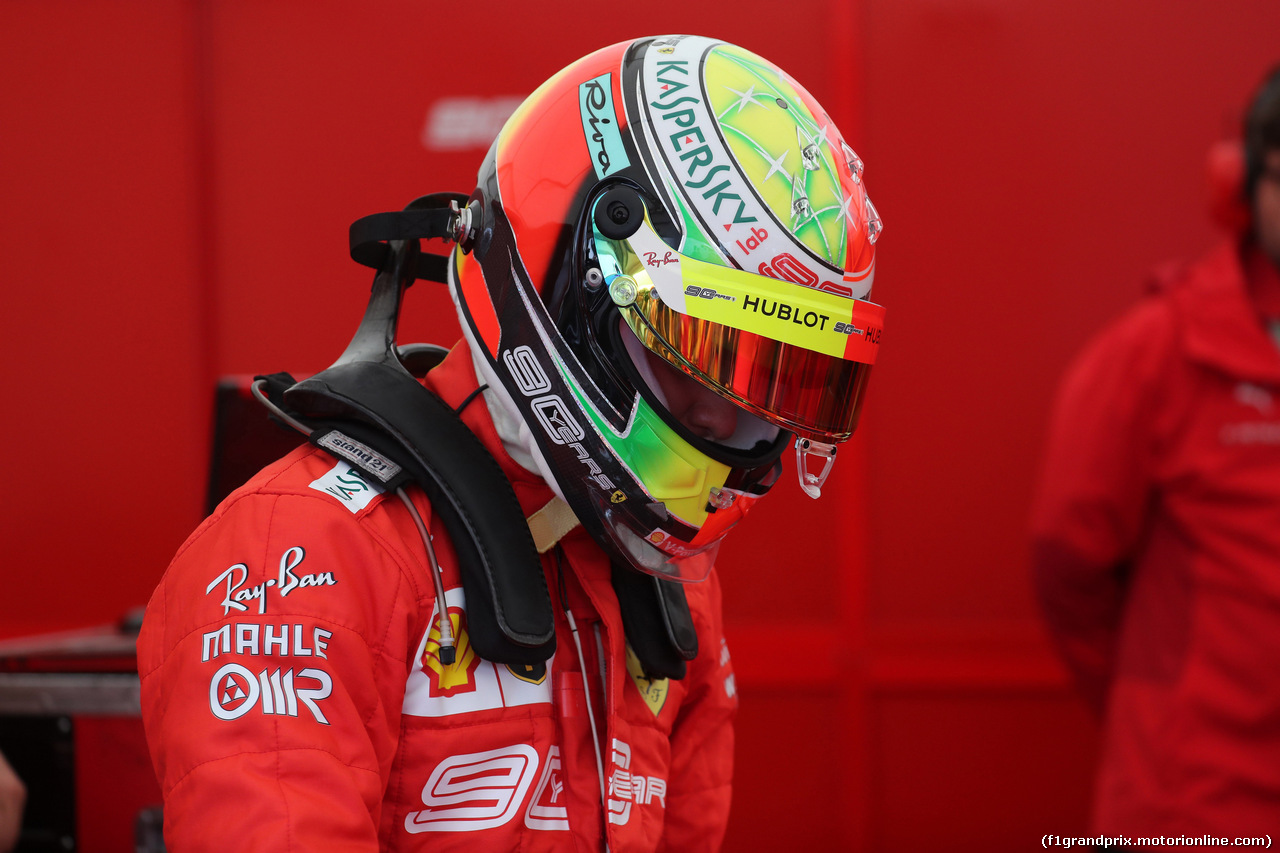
left=596, top=215, right=884, bottom=442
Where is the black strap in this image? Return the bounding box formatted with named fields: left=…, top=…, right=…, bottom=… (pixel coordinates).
left=612, top=563, right=698, bottom=680
left=348, top=192, right=469, bottom=283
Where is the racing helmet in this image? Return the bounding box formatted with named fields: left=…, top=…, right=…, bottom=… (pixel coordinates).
left=449, top=34, right=885, bottom=582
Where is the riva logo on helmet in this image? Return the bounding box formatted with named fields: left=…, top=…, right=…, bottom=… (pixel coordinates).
left=502, top=346, right=616, bottom=491
left=646, top=56, right=758, bottom=228
left=579, top=73, right=630, bottom=180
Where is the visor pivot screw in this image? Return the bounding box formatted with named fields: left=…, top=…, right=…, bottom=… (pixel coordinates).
left=608, top=275, right=638, bottom=307
left=594, top=186, right=645, bottom=239
left=585, top=267, right=604, bottom=290
left=707, top=487, right=736, bottom=510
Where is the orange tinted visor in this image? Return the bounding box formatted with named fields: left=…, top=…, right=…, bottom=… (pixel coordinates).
left=624, top=305, right=874, bottom=442
left=599, top=215, right=883, bottom=442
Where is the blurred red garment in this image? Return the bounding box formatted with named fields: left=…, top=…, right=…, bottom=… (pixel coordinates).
left=1032, top=241, right=1280, bottom=836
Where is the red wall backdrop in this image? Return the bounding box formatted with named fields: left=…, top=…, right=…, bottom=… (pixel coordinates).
left=1, top=1, right=1277, bottom=849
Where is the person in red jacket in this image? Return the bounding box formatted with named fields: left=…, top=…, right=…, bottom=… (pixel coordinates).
left=1032, top=65, right=1280, bottom=836
left=139, top=35, right=886, bottom=851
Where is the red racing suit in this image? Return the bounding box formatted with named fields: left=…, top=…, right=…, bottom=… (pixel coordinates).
left=1032, top=243, right=1280, bottom=836
left=138, top=342, right=738, bottom=852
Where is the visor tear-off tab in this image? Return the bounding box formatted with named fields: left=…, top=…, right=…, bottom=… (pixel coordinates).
left=797, top=438, right=837, bottom=499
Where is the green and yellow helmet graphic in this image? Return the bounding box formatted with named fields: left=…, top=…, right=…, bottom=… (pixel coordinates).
left=635, top=35, right=879, bottom=299
left=708, top=45, right=853, bottom=268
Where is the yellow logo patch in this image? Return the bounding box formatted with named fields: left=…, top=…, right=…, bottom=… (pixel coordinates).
left=626, top=645, right=669, bottom=717
left=422, top=608, right=480, bottom=697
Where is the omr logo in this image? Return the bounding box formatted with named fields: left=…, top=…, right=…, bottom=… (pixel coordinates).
left=208, top=662, right=333, bottom=724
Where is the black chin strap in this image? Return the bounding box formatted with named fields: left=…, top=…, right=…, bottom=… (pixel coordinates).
left=612, top=563, right=698, bottom=680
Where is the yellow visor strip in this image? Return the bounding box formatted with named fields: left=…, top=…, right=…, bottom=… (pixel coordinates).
left=620, top=218, right=884, bottom=363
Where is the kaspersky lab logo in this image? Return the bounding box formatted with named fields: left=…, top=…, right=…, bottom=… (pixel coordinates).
left=642, top=36, right=872, bottom=300
left=646, top=51, right=758, bottom=229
